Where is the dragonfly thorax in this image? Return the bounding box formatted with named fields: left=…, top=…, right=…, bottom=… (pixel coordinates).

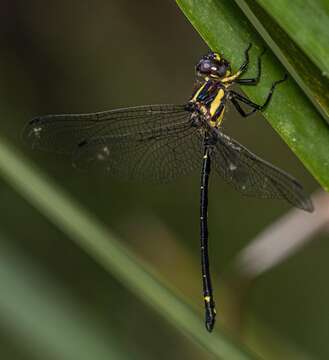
left=189, top=80, right=227, bottom=128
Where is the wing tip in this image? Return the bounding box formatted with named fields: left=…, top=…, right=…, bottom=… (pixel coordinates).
left=22, top=116, right=43, bottom=144
left=301, top=197, right=314, bottom=213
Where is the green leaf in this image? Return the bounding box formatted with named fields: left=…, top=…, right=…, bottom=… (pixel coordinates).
left=254, top=0, right=329, bottom=78
left=176, top=0, right=329, bottom=191
left=0, top=137, right=257, bottom=360
left=235, top=0, right=329, bottom=132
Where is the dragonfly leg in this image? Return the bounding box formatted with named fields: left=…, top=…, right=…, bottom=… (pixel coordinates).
left=230, top=97, right=256, bottom=117
left=229, top=74, right=288, bottom=115
left=235, top=48, right=266, bottom=85
left=237, top=43, right=252, bottom=74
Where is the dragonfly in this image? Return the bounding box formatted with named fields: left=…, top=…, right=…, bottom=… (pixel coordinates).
left=23, top=44, right=313, bottom=332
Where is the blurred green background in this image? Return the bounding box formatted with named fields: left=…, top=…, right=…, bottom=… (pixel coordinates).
left=0, top=1, right=327, bottom=359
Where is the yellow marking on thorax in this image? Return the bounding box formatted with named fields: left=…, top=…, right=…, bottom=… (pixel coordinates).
left=209, top=88, right=226, bottom=127
left=191, top=82, right=207, bottom=102
left=204, top=296, right=211, bottom=303
left=209, top=88, right=224, bottom=117
left=214, top=104, right=226, bottom=126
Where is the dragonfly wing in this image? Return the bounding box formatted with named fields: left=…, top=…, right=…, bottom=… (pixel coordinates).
left=73, top=121, right=203, bottom=182
left=211, top=131, right=313, bottom=212
left=24, top=104, right=204, bottom=182
left=23, top=104, right=188, bottom=154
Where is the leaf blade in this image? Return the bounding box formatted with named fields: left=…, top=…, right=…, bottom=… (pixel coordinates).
left=255, top=0, right=329, bottom=78
left=235, top=0, right=329, bottom=125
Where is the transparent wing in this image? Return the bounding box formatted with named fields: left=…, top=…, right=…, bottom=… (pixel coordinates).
left=74, top=124, right=203, bottom=182
left=211, top=131, right=313, bottom=212
left=24, top=104, right=204, bottom=183
left=23, top=104, right=188, bottom=153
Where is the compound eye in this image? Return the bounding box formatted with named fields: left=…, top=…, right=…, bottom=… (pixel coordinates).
left=198, top=60, right=212, bottom=73
left=217, top=65, right=227, bottom=76
left=216, top=59, right=230, bottom=76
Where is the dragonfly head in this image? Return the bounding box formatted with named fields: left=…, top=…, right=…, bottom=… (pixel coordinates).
left=196, top=52, right=231, bottom=80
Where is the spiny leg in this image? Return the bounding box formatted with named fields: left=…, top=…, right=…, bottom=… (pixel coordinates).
left=222, top=43, right=253, bottom=84
left=235, top=48, right=266, bottom=85
left=221, top=43, right=252, bottom=84
left=230, top=97, right=255, bottom=118
left=230, top=74, right=288, bottom=116
left=238, top=43, right=252, bottom=74
left=200, top=144, right=216, bottom=332
left=233, top=43, right=252, bottom=74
